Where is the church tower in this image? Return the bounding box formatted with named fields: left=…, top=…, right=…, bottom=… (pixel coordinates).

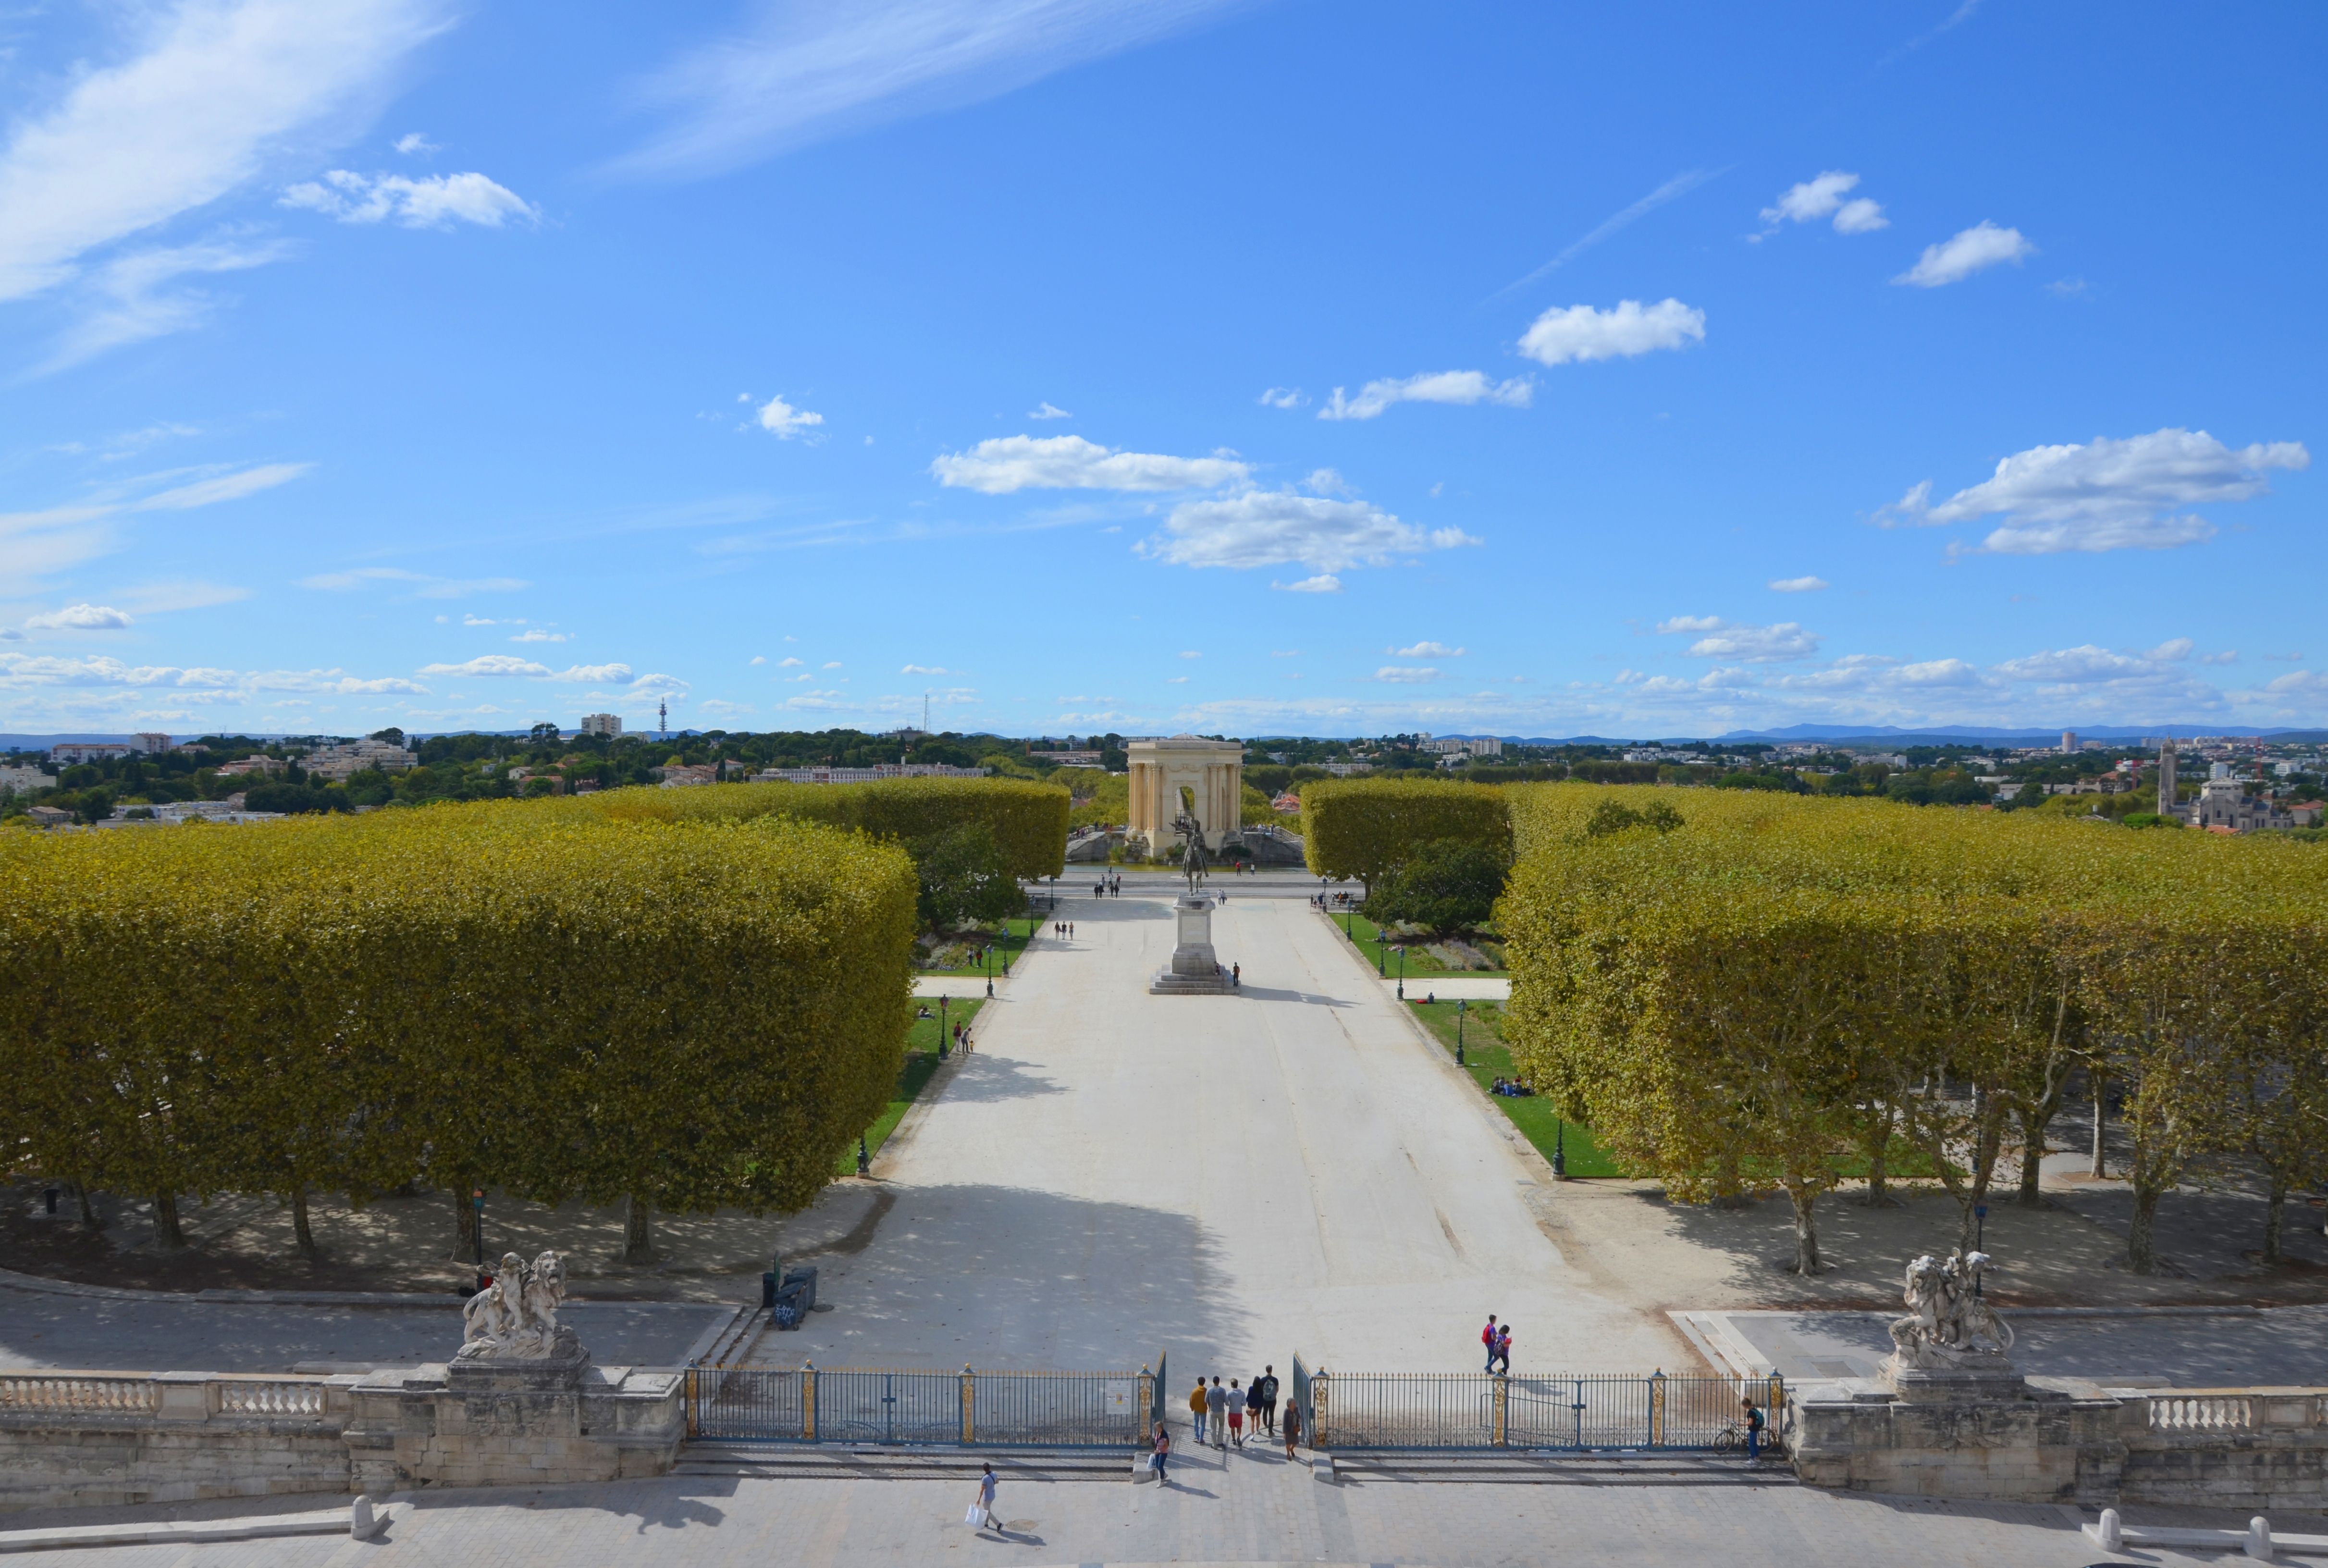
left=2156, top=737, right=2178, bottom=817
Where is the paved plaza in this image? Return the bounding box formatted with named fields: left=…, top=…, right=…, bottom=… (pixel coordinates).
left=0, top=1462, right=2266, bottom=1568
left=753, top=892, right=1680, bottom=1377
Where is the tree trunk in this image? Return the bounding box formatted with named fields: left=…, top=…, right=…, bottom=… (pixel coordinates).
left=2090, top=1075, right=2107, bottom=1178
left=2016, top=1106, right=2048, bottom=1207
left=1712, top=1146, right=1748, bottom=1209
left=2128, top=1180, right=2163, bottom=1274
left=74, top=1178, right=100, bottom=1230
left=151, top=1192, right=186, bottom=1251
left=451, top=1186, right=481, bottom=1264
left=2264, top=1175, right=2287, bottom=1266
left=291, top=1185, right=317, bottom=1259
left=1859, top=1101, right=1894, bottom=1206
left=1788, top=1186, right=1822, bottom=1275
left=624, top=1193, right=653, bottom=1265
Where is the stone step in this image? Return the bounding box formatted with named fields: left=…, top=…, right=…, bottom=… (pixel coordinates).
left=677, top=1443, right=1133, bottom=1482
left=1316, top=1451, right=1797, bottom=1486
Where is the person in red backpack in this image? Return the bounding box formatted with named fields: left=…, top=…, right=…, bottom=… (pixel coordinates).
left=1481, top=1314, right=1499, bottom=1372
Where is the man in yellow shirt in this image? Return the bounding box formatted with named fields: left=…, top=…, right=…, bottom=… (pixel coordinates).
left=1188, top=1377, right=1209, bottom=1445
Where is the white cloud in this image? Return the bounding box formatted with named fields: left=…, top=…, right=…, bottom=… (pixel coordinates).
left=607, top=0, right=1250, bottom=181
left=902, top=663, right=950, bottom=674
left=1179, top=650, right=1201, bottom=659
left=1759, top=171, right=1887, bottom=234
left=1028, top=401, right=1072, bottom=420
left=554, top=663, right=633, bottom=683
left=393, top=131, right=437, bottom=155
left=1894, top=221, right=2034, bottom=287
left=1258, top=387, right=1305, bottom=409
left=113, top=580, right=249, bottom=613
left=25, top=603, right=133, bottom=631
left=418, top=655, right=552, bottom=678
left=632, top=672, right=689, bottom=695
left=1887, top=428, right=2309, bottom=554
left=749, top=654, right=766, bottom=665
left=932, top=434, right=1249, bottom=493
left=1393, top=641, right=1464, bottom=657
left=281, top=169, right=534, bottom=228
left=1318, top=370, right=1532, bottom=422
left=1166, top=675, right=1188, bottom=684
left=509, top=629, right=568, bottom=642
left=0, top=463, right=308, bottom=592
left=1375, top=666, right=1439, bottom=683
left=0, top=0, right=448, bottom=304
left=756, top=393, right=824, bottom=439
left=1517, top=298, right=1704, bottom=367
left=822, top=660, right=842, bottom=668
left=778, top=656, right=805, bottom=667
left=1768, top=576, right=1829, bottom=592
left=1656, top=616, right=1821, bottom=662
left=1271, top=575, right=1342, bottom=593
left=1140, top=490, right=1478, bottom=573
left=2145, top=637, right=2194, bottom=662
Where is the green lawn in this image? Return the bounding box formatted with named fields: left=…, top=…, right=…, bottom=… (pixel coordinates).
left=914, top=917, right=1044, bottom=974
left=842, top=998, right=986, bottom=1174
left=1406, top=1000, right=1626, bottom=1177
left=1327, top=910, right=1508, bottom=979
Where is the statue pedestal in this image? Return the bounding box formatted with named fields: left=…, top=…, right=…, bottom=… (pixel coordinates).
left=345, top=1350, right=683, bottom=1493
left=1151, top=894, right=1234, bottom=994
left=1881, top=1352, right=2032, bottom=1403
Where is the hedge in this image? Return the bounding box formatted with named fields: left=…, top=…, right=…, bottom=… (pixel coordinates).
left=1496, top=792, right=2328, bottom=1274
left=560, top=777, right=1070, bottom=880
left=0, top=805, right=917, bottom=1251
left=1300, top=778, right=1511, bottom=884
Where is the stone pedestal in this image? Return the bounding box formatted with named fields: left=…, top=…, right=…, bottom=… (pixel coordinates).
left=1882, top=1350, right=2032, bottom=1404
left=343, top=1346, right=683, bottom=1493
left=1151, top=894, right=1234, bottom=994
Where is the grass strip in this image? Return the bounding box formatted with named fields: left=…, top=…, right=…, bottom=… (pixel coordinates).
left=1406, top=1000, right=1626, bottom=1177
left=843, top=998, right=986, bottom=1173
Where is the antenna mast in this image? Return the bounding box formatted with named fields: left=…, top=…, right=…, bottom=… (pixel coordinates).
left=659, top=699, right=668, bottom=742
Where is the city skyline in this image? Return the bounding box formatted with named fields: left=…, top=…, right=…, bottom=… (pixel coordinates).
left=0, top=1, right=2318, bottom=738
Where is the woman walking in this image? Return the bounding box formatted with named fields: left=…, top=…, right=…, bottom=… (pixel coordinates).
left=1150, top=1422, right=1170, bottom=1483
left=973, top=1464, right=998, bottom=1532
left=1282, top=1392, right=1303, bottom=1459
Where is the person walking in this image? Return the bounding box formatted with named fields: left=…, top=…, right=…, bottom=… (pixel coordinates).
left=1252, top=1366, right=1280, bottom=1436
left=1206, top=1377, right=1227, bottom=1449
left=1188, top=1377, right=1208, bottom=1445
left=1150, top=1422, right=1171, bottom=1483
left=1226, top=1379, right=1246, bottom=1449
left=1481, top=1314, right=1499, bottom=1372
left=1231, top=962, right=1241, bottom=988
left=973, top=1464, right=998, bottom=1531
left=1493, top=1322, right=1513, bottom=1376
left=1281, top=1391, right=1303, bottom=1459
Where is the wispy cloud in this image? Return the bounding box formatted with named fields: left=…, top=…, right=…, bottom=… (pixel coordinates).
left=1486, top=168, right=1722, bottom=303
left=0, top=464, right=309, bottom=592
left=1318, top=370, right=1531, bottom=422
left=299, top=565, right=529, bottom=597
left=38, top=238, right=295, bottom=372
left=607, top=0, right=1256, bottom=182
left=1894, top=221, right=2034, bottom=287
left=1768, top=576, right=1829, bottom=592
left=932, top=434, right=1247, bottom=493
left=0, top=0, right=450, bottom=302
left=280, top=170, right=535, bottom=227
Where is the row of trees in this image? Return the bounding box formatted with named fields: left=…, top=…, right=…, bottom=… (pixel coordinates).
left=1498, top=786, right=2328, bottom=1274
left=0, top=805, right=918, bottom=1262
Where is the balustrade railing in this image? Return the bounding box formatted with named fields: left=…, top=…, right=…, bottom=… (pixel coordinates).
left=0, top=1374, right=161, bottom=1416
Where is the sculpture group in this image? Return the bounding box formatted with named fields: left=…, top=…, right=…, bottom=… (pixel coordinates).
left=458, top=1250, right=574, bottom=1361
left=1887, top=1248, right=2014, bottom=1370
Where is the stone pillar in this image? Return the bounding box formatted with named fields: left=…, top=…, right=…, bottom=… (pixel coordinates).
left=342, top=1354, right=684, bottom=1493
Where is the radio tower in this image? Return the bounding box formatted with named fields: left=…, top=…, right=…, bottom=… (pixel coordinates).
left=659, top=699, right=668, bottom=742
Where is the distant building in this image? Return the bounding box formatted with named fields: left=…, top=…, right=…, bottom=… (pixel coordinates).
left=754, top=762, right=992, bottom=784
left=215, top=755, right=287, bottom=778
left=50, top=742, right=132, bottom=764
left=2186, top=776, right=2307, bottom=833
left=25, top=805, right=74, bottom=826
left=0, top=765, right=50, bottom=794
left=1029, top=749, right=1103, bottom=767
left=2061, top=730, right=2079, bottom=754
left=299, top=740, right=417, bottom=782
left=1318, top=761, right=1374, bottom=778
left=1271, top=791, right=1303, bottom=813
left=652, top=764, right=718, bottom=787
left=132, top=732, right=172, bottom=754
left=579, top=713, right=622, bottom=737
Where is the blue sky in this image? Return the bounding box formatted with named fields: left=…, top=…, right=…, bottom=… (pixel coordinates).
left=0, top=0, right=2320, bottom=739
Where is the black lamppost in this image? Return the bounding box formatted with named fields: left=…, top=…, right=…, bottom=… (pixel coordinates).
left=1456, top=999, right=1467, bottom=1066
left=938, top=994, right=950, bottom=1058
left=856, top=1135, right=870, bottom=1176
left=984, top=943, right=994, bottom=999
left=1395, top=944, right=1406, bottom=1001
left=1552, top=1121, right=1567, bottom=1179
left=1375, top=932, right=1386, bottom=977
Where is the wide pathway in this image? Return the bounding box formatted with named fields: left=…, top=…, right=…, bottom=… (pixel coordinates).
left=753, top=892, right=1686, bottom=1377
left=0, top=1464, right=2244, bottom=1568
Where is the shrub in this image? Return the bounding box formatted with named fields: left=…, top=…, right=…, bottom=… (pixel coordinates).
left=1361, top=836, right=1511, bottom=931
left=1301, top=778, right=1510, bottom=885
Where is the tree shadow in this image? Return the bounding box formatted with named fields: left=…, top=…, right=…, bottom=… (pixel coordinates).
left=937, top=1054, right=1066, bottom=1104
left=747, top=1183, right=1244, bottom=1372
left=1234, top=985, right=1355, bottom=1007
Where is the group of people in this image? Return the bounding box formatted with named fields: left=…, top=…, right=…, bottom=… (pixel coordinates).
left=1094, top=874, right=1121, bottom=896
left=1481, top=1313, right=1514, bottom=1374
left=1051, top=920, right=1076, bottom=939
left=1148, top=1368, right=1295, bottom=1480
left=1490, top=1077, right=1533, bottom=1097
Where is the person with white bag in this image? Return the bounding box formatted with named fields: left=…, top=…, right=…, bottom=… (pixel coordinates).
left=966, top=1465, right=998, bottom=1531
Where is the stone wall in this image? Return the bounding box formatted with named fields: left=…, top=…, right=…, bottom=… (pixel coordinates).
left=0, top=1363, right=685, bottom=1514
left=1793, top=1384, right=2328, bottom=1510
left=0, top=1372, right=361, bottom=1513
